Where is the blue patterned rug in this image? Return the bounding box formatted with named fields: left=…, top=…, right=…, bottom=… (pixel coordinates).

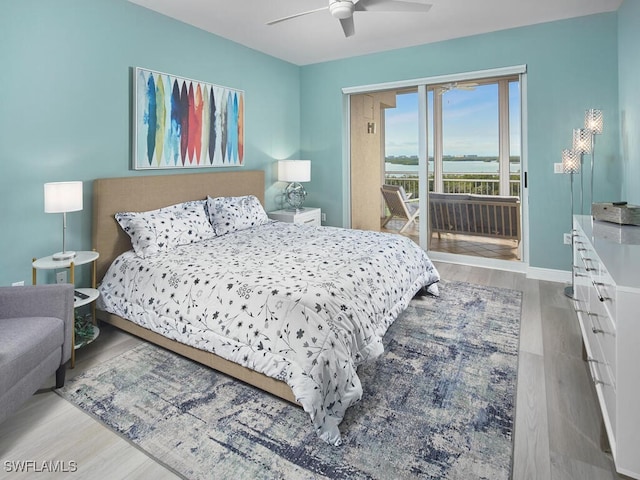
left=58, top=280, right=521, bottom=479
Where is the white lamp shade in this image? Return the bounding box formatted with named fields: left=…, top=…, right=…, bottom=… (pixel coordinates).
left=572, top=128, right=592, bottom=155
left=278, top=160, right=311, bottom=182
left=44, top=181, right=83, bottom=213
left=562, top=149, right=580, bottom=174
left=585, top=109, right=604, bottom=135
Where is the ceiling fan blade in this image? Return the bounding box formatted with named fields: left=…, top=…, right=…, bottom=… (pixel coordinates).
left=355, top=0, right=432, bottom=13
left=266, top=6, right=328, bottom=26
left=339, top=16, right=356, bottom=37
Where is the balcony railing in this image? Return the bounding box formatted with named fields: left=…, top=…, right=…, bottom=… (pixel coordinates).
left=384, top=172, right=521, bottom=198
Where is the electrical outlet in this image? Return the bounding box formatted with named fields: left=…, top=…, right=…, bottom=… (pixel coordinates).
left=321, top=212, right=326, bottom=222
left=563, top=233, right=572, bottom=245
left=554, top=163, right=564, bottom=174
left=56, top=271, right=68, bottom=284
left=11, top=281, right=24, bottom=286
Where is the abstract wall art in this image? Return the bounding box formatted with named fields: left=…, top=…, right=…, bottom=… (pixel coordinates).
left=134, top=67, right=244, bottom=169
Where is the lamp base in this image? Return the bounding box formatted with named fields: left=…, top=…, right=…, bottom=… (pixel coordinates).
left=52, top=250, right=76, bottom=261
left=284, top=182, right=307, bottom=211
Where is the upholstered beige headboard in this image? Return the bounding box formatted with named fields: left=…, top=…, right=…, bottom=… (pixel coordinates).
left=92, top=170, right=265, bottom=282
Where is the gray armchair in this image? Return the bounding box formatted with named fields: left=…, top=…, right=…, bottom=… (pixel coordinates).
left=0, top=284, right=74, bottom=424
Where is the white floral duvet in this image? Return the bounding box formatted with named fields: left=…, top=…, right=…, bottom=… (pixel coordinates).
left=98, top=221, right=440, bottom=445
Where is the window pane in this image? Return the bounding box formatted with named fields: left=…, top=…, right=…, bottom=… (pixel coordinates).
left=441, top=84, right=499, bottom=175
left=384, top=91, right=419, bottom=199
left=384, top=91, right=418, bottom=168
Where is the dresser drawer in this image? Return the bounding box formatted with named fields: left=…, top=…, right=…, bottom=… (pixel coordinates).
left=580, top=309, right=605, bottom=365
left=586, top=299, right=617, bottom=382
left=268, top=208, right=321, bottom=226
left=295, top=209, right=321, bottom=225
left=589, top=356, right=617, bottom=440
left=594, top=265, right=616, bottom=323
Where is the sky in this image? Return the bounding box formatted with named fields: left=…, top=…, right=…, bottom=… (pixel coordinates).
left=384, top=82, right=521, bottom=158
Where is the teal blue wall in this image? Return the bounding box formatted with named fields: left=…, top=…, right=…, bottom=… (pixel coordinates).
left=0, top=2, right=627, bottom=285
left=618, top=0, right=640, bottom=205
left=300, top=14, right=620, bottom=271
left=0, top=0, right=300, bottom=286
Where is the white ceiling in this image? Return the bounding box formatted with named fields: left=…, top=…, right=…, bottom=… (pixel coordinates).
left=128, top=0, right=623, bottom=66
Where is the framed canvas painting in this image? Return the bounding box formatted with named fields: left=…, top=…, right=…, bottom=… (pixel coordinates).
left=133, top=67, right=244, bottom=169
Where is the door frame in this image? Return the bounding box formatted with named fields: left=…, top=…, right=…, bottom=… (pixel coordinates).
left=342, top=65, right=529, bottom=272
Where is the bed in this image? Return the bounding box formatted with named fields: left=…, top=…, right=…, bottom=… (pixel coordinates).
left=93, top=170, right=440, bottom=445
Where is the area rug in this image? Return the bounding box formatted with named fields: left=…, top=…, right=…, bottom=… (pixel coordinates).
left=57, top=280, right=521, bottom=480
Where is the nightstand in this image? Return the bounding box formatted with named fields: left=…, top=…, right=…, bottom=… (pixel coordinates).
left=268, top=207, right=321, bottom=226
left=32, top=250, right=100, bottom=368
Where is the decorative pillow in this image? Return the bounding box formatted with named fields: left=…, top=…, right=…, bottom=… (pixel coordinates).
left=115, top=200, right=215, bottom=258
left=207, top=195, right=269, bottom=236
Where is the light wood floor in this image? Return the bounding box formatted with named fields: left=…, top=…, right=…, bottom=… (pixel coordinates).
left=0, top=263, right=629, bottom=479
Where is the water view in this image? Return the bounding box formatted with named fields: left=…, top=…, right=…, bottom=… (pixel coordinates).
left=385, top=158, right=521, bottom=175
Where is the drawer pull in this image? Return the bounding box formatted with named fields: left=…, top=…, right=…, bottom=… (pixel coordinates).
left=592, top=327, right=605, bottom=334
left=586, top=357, right=600, bottom=364
left=303, top=218, right=316, bottom=223
left=582, top=258, right=597, bottom=271
left=591, top=280, right=606, bottom=302
left=588, top=363, right=609, bottom=386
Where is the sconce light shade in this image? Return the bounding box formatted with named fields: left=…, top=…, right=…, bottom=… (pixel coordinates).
left=44, top=181, right=83, bottom=260
left=44, top=181, right=83, bottom=213
left=584, top=109, right=604, bottom=135
left=562, top=149, right=580, bottom=174
left=572, top=128, right=592, bottom=155
left=278, top=160, right=311, bottom=183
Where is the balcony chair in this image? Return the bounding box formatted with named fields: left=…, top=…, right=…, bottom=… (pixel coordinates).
left=380, top=184, right=420, bottom=233
left=0, top=284, right=74, bottom=425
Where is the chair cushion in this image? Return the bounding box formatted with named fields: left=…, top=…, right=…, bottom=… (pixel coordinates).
left=0, top=317, right=64, bottom=396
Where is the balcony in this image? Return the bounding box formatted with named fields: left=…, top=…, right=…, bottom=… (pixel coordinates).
left=382, top=171, right=522, bottom=261
left=383, top=172, right=521, bottom=198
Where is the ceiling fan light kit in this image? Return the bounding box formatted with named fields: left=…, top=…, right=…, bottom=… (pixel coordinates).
left=330, top=1, right=355, bottom=19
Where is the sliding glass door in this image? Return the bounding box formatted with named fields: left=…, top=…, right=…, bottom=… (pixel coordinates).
left=425, top=76, right=522, bottom=261
left=346, top=65, right=527, bottom=266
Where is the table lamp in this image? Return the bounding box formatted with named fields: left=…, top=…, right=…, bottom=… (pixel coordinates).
left=44, top=181, right=83, bottom=260
left=278, top=160, right=311, bottom=211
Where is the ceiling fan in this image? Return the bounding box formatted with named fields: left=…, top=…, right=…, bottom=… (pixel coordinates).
left=266, top=0, right=432, bottom=38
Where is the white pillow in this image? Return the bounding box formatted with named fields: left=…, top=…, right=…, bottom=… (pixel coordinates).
left=207, top=195, right=269, bottom=236
left=115, top=200, right=215, bottom=258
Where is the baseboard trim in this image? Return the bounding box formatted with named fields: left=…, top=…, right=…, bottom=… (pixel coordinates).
left=428, top=251, right=570, bottom=284
left=427, top=251, right=527, bottom=273
left=526, top=267, right=570, bottom=283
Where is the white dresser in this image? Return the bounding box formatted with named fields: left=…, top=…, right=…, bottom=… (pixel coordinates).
left=268, top=207, right=321, bottom=226
left=572, top=215, right=640, bottom=479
